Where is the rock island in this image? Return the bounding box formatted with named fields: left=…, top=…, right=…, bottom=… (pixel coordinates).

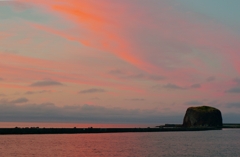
left=183, top=106, right=222, bottom=128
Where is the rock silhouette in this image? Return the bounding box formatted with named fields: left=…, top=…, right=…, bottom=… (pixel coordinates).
left=183, top=106, right=222, bottom=128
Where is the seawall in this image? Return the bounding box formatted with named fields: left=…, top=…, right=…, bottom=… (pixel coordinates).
left=0, top=127, right=221, bottom=135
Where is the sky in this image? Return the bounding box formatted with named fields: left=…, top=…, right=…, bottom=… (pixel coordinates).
left=0, top=0, right=240, bottom=124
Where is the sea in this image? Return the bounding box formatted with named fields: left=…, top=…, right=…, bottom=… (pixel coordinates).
left=0, top=122, right=239, bottom=157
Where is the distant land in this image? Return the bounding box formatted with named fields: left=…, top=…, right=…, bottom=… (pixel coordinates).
left=0, top=106, right=239, bottom=135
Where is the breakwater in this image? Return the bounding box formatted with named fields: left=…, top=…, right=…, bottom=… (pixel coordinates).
left=1, top=123, right=238, bottom=135
left=0, top=127, right=221, bottom=135
left=222, top=123, right=240, bottom=128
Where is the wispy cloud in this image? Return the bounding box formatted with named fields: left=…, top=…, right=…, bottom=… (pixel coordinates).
left=233, top=78, right=240, bottom=84
left=0, top=97, right=29, bottom=104
left=25, top=90, right=52, bottom=95
left=148, top=75, right=165, bottom=81
left=79, top=88, right=106, bottom=94
left=126, top=98, right=145, bottom=101
left=163, top=83, right=186, bottom=90
left=225, top=87, right=240, bottom=93
left=0, top=94, right=6, bottom=97
left=206, top=76, right=216, bottom=82
left=91, top=97, right=100, bottom=100
left=30, top=80, right=63, bottom=87
left=10, top=97, right=29, bottom=103
left=108, top=69, right=165, bottom=81
left=190, top=83, right=201, bottom=88
left=108, top=69, right=125, bottom=75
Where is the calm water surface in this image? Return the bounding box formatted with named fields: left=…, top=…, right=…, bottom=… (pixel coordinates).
left=0, top=129, right=239, bottom=157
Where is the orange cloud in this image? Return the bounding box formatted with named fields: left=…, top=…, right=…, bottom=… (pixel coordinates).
left=17, top=0, right=160, bottom=74
left=0, top=51, right=144, bottom=93
left=15, top=0, right=240, bottom=87
left=0, top=32, right=12, bottom=40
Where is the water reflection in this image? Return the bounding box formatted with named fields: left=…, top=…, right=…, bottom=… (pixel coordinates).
left=0, top=130, right=239, bottom=157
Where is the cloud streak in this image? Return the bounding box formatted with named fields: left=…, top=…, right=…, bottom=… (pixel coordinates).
left=225, top=87, right=240, bottom=93
left=233, top=78, right=240, bottom=84
left=206, top=76, right=216, bottom=82
left=163, top=83, right=186, bottom=90
left=25, top=90, right=52, bottom=95
left=108, top=69, right=165, bottom=81
left=0, top=97, right=28, bottom=104
left=126, top=98, right=145, bottom=101
left=10, top=97, right=28, bottom=103
left=79, top=88, right=106, bottom=94
left=30, top=80, right=63, bottom=87
left=190, top=83, right=201, bottom=89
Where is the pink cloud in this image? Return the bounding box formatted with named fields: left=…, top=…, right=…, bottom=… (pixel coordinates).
left=17, top=0, right=159, bottom=73
left=6, top=0, right=240, bottom=105
left=0, top=32, right=12, bottom=40
left=0, top=51, right=145, bottom=93
left=17, top=1, right=239, bottom=79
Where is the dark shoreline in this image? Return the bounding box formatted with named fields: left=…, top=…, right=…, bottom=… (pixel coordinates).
left=0, top=127, right=221, bottom=135
left=0, top=123, right=238, bottom=135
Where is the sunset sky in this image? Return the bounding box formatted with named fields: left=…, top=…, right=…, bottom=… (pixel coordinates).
left=1, top=0, right=240, bottom=124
